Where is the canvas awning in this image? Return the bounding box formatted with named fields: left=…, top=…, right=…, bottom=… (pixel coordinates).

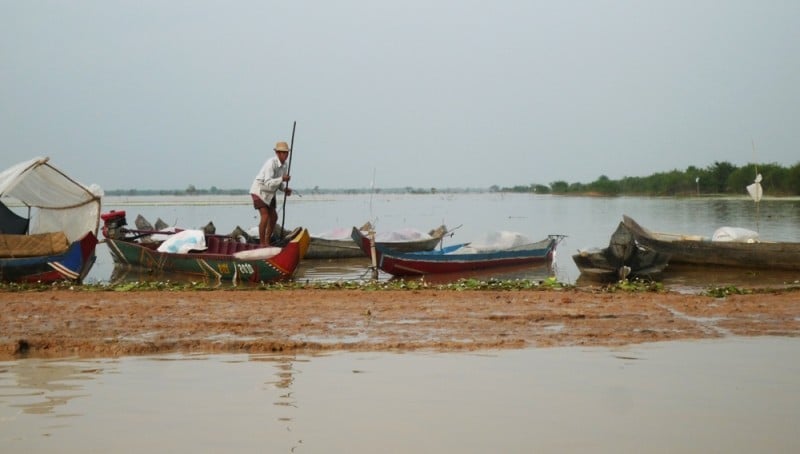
left=0, top=157, right=103, bottom=242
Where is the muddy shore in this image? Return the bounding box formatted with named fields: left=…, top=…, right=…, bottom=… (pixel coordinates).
left=1, top=287, right=799, bottom=360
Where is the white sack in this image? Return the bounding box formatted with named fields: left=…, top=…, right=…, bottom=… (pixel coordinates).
left=712, top=227, right=759, bottom=243
left=157, top=229, right=207, bottom=253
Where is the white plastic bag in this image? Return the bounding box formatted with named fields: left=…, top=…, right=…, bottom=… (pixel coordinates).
left=156, top=229, right=207, bottom=253
left=712, top=227, right=759, bottom=243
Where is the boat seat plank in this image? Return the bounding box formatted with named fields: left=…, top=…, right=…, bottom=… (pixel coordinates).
left=204, top=236, right=262, bottom=255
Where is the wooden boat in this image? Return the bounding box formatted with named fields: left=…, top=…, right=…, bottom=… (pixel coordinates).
left=622, top=214, right=800, bottom=271
left=101, top=210, right=310, bottom=283
left=0, top=157, right=101, bottom=283
left=572, top=221, right=670, bottom=280
left=352, top=227, right=564, bottom=276
left=305, top=236, right=367, bottom=259
left=306, top=224, right=449, bottom=259
left=224, top=222, right=449, bottom=260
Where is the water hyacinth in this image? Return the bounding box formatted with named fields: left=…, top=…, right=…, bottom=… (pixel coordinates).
left=3, top=278, right=798, bottom=295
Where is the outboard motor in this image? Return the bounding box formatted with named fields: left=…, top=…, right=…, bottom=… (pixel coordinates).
left=101, top=210, right=127, bottom=239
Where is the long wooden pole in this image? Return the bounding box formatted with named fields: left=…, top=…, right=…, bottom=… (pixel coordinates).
left=752, top=139, right=760, bottom=232
left=280, top=121, right=297, bottom=239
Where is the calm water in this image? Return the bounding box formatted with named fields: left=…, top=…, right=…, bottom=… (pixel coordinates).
left=1, top=337, right=799, bottom=453
left=91, top=193, right=800, bottom=290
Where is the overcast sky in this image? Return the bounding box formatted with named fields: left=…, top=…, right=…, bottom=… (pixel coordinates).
left=2, top=1, right=798, bottom=191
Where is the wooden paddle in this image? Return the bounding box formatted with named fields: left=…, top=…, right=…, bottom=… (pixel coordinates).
left=279, top=121, right=297, bottom=242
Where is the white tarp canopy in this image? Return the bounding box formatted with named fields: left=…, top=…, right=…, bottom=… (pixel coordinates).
left=0, top=157, right=103, bottom=242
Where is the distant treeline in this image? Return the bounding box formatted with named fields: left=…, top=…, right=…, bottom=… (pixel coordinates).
left=103, top=186, right=488, bottom=196
left=500, top=161, right=800, bottom=196
left=105, top=161, right=800, bottom=197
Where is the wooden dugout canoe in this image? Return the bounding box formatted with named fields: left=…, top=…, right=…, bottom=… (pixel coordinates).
left=622, top=214, right=800, bottom=271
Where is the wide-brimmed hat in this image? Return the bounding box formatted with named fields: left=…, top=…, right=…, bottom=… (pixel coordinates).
left=274, top=141, right=290, bottom=152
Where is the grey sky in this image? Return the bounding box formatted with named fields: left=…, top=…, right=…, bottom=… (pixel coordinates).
left=2, top=1, right=798, bottom=191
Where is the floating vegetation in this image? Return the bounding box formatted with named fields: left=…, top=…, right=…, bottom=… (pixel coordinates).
left=704, top=286, right=753, bottom=298
left=0, top=280, right=216, bottom=293
left=2, top=277, right=799, bottom=296
left=602, top=278, right=665, bottom=293
left=110, top=281, right=218, bottom=292
left=435, top=276, right=571, bottom=291
left=0, top=276, right=573, bottom=293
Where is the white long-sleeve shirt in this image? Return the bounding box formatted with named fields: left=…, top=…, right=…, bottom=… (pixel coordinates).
left=249, top=156, right=288, bottom=204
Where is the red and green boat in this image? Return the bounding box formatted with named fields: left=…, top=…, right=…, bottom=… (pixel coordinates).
left=102, top=211, right=309, bottom=284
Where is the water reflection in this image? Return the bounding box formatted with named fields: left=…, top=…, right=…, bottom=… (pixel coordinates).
left=110, top=259, right=560, bottom=289
left=392, top=262, right=557, bottom=285
left=251, top=354, right=308, bottom=453
left=295, top=258, right=375, bottom=282
left=659, top=264, right=800, bottom=293
left=108, top=258, right=378, bottom=288
left=0, top=358, right=108, bottom=428
left=108, top=254, right=800, bottom=294
left=109, top=264, right=229, bottom=287
left=710, top=198, right=734, bottom=222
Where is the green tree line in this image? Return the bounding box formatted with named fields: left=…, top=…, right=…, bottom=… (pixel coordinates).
left=505, top=161, right=800, bottom=196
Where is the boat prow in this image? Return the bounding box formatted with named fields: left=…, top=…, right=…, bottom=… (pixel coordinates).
left=572, top=220, right=670, bottom=280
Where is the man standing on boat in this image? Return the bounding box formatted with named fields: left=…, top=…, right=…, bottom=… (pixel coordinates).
left=250, top=141, right=292, bottom=246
